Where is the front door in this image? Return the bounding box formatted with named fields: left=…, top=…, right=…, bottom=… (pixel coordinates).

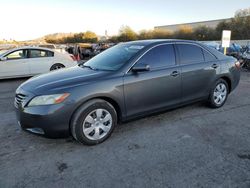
left=123, top=44, right=181, bottom=117
left=0, top=49, right=29, bottom=78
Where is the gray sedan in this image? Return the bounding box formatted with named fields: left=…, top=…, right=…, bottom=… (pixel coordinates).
left=15, top=40, right=240, bottom=145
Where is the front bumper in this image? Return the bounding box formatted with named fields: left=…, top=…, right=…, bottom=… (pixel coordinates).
left=15, top=105, right=71, bottom=138
left=15, top=88, right=72, bottom=138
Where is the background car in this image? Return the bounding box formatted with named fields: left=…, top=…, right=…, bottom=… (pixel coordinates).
left=219, top=43, right=243, bottom=59
left=0, top=47, right=77, bottom=79
left=204, top=41, right=220, bottom=50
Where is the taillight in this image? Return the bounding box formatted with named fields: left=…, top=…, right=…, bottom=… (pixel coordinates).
left=235, top=61, right=241, bottom=69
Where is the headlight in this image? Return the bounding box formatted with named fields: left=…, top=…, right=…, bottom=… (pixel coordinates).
left=28, top=93, right=70, bottom=107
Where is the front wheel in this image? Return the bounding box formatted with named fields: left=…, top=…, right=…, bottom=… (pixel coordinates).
left=208, top=79, right=229, bottom=108
left=70, top=99, right=117, bottom=145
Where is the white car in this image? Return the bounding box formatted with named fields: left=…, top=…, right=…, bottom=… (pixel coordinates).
left=0, top=47, right=77, bottom=79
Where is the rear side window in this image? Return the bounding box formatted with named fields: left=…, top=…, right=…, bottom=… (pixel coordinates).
left=177, top=44, right=204, bottom=64
left=203, top=49, right=216, bottom=62
left=137, top=44, right=176, bottom=69
left=47, top=51, right=54, bottom=57
left=29, top=49, right=54, bottom=58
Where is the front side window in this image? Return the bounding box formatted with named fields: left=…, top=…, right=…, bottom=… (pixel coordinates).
left=6, top=50, right=27, bottom=60
left=177, top=44, right=204, bottom=64
left=136, top=44, right=176, bottom=69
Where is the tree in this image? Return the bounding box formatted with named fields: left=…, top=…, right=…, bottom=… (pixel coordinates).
left=151, top=29, right=172, bottom=39
left=230, top=16, right=250, bottom=40
left=84, top=31, right=98, bottom=43
left=235, top=8, right=250, bottom=17
left=118, top=26, right=137, bottom=42
left=174, top=25, right=194, bottom=39
left=138, top=30, right=153, bottom=40
left=214, top=21, right=231, bottom=40
left=193, top=26, right=216, bottom=40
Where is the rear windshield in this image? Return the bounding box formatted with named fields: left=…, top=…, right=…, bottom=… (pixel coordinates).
left=203, top=45, right=227, bottom=60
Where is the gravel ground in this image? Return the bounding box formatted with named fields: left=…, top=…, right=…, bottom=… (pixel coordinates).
left=0, top=71, right=250, bottom=188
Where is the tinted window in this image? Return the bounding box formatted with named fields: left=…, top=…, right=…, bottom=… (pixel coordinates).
left=29, top=50, right=54, bottom=58
left=6, top=50, right=27, bottom=60
left=203, top=49, right=216, bottom=62
left=177, top=44, right=204, bottom=64
left=136, top=44, right=176, bottom=69
left=47, top=51, right=54, bottom=57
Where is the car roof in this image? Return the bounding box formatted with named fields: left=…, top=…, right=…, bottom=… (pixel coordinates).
left=11, top=46, right=55, bottom=52
left=124, top=39, right=199, bottom=46
left=126, top=39, right=228, bottom=60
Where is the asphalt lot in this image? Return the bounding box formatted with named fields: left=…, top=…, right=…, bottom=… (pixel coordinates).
left=0, top=71, right=250, bottom=188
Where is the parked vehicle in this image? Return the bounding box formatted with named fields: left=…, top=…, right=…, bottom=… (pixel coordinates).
left=204, top=41, right=220, bottom=50
left=240, top=50, right=250, bottom=70
left=0, top=47, right=77, bottom=79
left=219, top=43, right=243, bottom=60
left=38, top=44, right=56, bottom=49
left=15, top=40, right=240, bottom=145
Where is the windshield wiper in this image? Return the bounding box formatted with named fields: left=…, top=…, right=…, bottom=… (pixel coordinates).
left=81, top=65, right=95, bottom=70
left=79, top=64, right=114, bottom=71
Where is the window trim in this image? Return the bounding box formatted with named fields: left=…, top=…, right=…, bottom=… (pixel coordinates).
left=126, top=43, right=177, bottom=74
left=202, top=49, right=217, bottom=62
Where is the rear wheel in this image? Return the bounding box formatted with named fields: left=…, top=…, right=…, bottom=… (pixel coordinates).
left=208, top=79, right=229, bottom=108
left=50, top=63, right=65, bottom=71
left=70, top=99, right=117, bottom=145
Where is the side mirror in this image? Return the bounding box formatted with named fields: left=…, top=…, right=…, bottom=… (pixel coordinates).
left=131, top=64, right=150, bottom=72
left=0, top=57, right=7, bottom=61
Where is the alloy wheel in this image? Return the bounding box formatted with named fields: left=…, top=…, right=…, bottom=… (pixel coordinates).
left=213, top=83, right=227, bottom=105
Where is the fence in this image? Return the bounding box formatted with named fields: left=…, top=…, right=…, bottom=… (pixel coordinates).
left=202, top=40, right=250, bottom=46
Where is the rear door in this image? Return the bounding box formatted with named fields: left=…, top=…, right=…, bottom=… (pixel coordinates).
left=175, top=43, right=218, bottom=103
left=123, top=44, right=181, bottom=117
left=27, top=49, right=54, bottom=74
left=0, top=49, right=29, bottom=78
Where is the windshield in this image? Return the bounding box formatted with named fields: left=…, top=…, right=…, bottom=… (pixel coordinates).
left=83, top=43, right=145, bottom=71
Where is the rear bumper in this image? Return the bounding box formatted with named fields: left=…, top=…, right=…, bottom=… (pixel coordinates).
left=230, top=68, right=241, bottom=92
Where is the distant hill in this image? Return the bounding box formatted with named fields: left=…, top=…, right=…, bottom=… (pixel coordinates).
left=44, top=33, right=75, bottom=40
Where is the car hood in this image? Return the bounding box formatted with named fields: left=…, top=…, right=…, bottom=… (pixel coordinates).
left=19, top=66, right=111, bottom=94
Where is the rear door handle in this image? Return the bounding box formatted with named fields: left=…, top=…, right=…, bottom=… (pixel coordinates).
left=170, top=71, right=180, bottom=77
left=211, top=64, right=218, bottom=69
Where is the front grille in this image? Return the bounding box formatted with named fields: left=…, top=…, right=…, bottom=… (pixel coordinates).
left=15, top=93, right=27, bottom=107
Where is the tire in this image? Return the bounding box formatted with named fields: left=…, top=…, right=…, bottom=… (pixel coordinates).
left=70, top=99, right=117, bottom=145
left=208, top=79, right=229, bottom=108
left=50, top=63, right=65, bottom=71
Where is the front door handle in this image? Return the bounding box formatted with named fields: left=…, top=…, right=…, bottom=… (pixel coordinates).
left=211, top=64, right=218, bottom=69
left=170, top=71, right=180, bottom=77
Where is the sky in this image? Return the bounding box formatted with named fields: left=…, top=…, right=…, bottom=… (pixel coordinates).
left=0, top=0, right=250, bottom=41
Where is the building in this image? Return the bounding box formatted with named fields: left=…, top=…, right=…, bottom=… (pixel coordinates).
left=155, top=18, right=232, bottom=32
